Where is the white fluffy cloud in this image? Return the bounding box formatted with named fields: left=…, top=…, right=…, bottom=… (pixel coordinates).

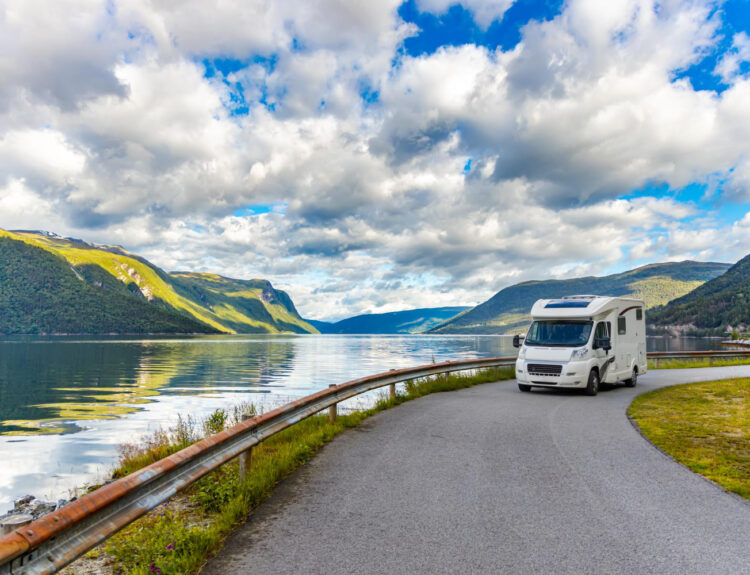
left=0, top=179, right=59, bottom=229
left=416, top=0, right=515, bottom=27
left=715, top=31, right=750, bottom=83
left=1, top=0, right=749, bottom=320
left=0, top=0, right=128, bottom=111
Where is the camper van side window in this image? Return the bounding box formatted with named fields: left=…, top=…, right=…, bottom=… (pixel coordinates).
left=636, top=308, right=643, bottom=320
left=618, top=316, right=626, bottom=335
left=595, top=322, right=610, bottom=338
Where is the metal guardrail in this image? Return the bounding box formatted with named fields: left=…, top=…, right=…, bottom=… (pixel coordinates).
left=648, top=349, right=750, bottom=367
left=3, top=349, right=750, bottom=574
left=0, top=357, right=516, bottom=575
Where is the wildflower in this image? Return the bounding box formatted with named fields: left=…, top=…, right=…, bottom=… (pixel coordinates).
left=149, top=563, right=156, bottom=572
left=166, top=543, right=174, bottom=551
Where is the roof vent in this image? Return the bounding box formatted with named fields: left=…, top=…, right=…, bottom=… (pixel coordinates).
left=561, top=295, right=598, bottom=300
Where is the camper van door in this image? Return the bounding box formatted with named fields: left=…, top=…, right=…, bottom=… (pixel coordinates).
left=593, top=320, right=612, bottom=378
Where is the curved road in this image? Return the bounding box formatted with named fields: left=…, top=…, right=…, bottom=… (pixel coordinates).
left=202, top=367, right=750, bottom=575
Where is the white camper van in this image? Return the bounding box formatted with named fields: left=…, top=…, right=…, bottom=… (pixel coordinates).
left=513, top=295, right=647, bottom=395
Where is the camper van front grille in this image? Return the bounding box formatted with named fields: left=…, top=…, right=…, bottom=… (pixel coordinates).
left=527, top=364, right=563, bottom=376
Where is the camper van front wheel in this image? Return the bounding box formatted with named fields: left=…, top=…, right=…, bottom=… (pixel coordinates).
left=625, top=368, right=638, bottom=388
left=585, top=370, right=599, bottom=396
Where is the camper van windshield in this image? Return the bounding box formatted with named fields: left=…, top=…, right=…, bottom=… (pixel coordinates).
left=525, top=320, right=593, bottom=347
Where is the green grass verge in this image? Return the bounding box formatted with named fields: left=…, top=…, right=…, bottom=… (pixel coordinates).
left=628, top=378, right=750, bottom=501
left=648, top=357, right=750, bottom=369
left=89, top=366, right=514, bottom=575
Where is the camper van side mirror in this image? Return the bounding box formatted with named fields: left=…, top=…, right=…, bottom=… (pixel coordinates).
left=594, top=336, right=611, bottom=351
left=513, top=334, right=521, bottom=348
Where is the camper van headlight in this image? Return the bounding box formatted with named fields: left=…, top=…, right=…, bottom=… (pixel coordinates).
left=570, top=347, right=588, bottom=361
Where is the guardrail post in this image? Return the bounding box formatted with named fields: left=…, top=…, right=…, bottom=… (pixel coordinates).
left=238, top=414, right=253, bottom=483
left=389, top=382, right=396, bottom=399
left=444, top=371, right=450, bottom=384
left=328, top=385, right=337, bottom=422
left=653, top=358, right=659, bottom=368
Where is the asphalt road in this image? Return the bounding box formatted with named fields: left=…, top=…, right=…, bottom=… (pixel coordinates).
left=202, top=366, right=750, bottom=575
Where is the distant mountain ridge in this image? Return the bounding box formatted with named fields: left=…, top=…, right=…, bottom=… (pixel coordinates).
left=311, top=306, right=470, bottom=334
left=2, top=228, right=738, bottom=337
left=429, top=261, right=731, bottom=335
left=0, top=229, right=317, bottom=335
left=648, top=254, right=750, bottom=333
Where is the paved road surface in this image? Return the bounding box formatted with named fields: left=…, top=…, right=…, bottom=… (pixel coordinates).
left=202, top=367, right=750, bottom=575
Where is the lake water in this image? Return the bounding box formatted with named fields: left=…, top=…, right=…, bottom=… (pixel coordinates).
left=0, top=334, right=726, bottom=510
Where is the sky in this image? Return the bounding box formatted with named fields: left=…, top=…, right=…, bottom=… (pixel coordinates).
left=1, top=0, right=750, bottom=321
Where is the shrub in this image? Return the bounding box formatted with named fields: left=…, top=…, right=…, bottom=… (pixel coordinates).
left=203, top=409, right=228, bottom=436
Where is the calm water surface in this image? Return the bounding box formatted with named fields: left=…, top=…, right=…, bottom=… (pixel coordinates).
left=0, top=334, right=725, bottom=509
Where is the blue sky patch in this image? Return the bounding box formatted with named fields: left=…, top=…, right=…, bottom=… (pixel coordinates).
left=234, top=203, right=288, bottom=217
left=360, top=83, right=380, bottom=106
left=202, top=56, right=280, bottom=116
left=398, top=0, right=563, bottom=57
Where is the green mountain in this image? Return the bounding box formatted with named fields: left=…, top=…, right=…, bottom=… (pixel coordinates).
left=429, top=261, right=731, bottom=335
left=312, top=306, right=470, bottom=334
left=648, top=254, right=750, bottom=334
left=0, top=235, right=214, bottom=335
left=0, top=229, right=317, bottom=335
left=168, top=273, right=316, bottom=334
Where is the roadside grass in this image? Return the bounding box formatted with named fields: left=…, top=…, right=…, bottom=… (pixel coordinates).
left=72, top=366, right=513, bottom=575
left=648, top=357, right=750, bottom=370
left=628, top=378, right=750, bottom=501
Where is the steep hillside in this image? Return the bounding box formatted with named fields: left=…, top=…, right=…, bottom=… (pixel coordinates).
left=648, top=254, right=750, bottom=333
left=0, top=229, right=317, bottom=335
left=313, top=306, right=469, bottom=334
left=169, top=273, right=316, bottom=334
left=430, top=261, right=731, bottom=335
left=0, top=236, right=212, bottom=335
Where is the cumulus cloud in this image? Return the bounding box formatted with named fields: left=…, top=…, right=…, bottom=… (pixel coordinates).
left=121, top=0, right=410, bottom=57
left=0, top=0, right=128, bottom=110
left=416, top=0, right=516, bottom=28
left=0, top=179, right=59, bottom=229
left=0, top=130, right=87, bottom=183
left=715, top=31, right=750, bottom=84
left=0, top=0, right=749, bottom=319
left=380, top=0, right=731, bottom=205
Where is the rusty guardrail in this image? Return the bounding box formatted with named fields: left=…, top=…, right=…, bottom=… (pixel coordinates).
left=3, top=349, right=750, bottom=574
left=0, top=356, right=516, bottom=575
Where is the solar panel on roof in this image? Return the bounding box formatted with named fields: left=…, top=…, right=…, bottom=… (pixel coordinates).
left=544, top=300, right=591, bottom=308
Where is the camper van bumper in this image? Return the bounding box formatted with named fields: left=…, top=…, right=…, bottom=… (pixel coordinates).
left=515, top=359, right=589, bottom=388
